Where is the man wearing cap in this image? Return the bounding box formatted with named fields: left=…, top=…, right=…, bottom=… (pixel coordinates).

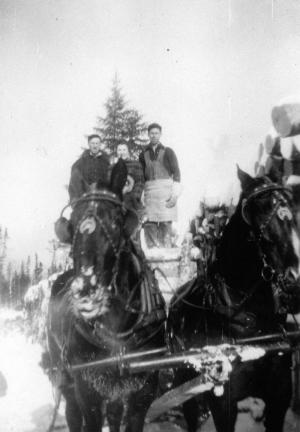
left=68, top=134, right=110, bottom=202
left=139, top=123, right=181, bottom=248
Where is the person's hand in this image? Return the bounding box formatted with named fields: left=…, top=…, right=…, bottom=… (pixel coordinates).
left=122, top=175, right=134, bottom=195
left=165, top=195, right=177, bottom=208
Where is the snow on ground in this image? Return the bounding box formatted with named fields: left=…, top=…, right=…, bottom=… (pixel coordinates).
left=0, top=308, right=64, bottom=432
left=0, top=308, right=299, bottom=432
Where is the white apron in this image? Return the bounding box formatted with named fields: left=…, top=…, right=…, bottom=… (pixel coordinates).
left=144, top=179, right=177, bottom=222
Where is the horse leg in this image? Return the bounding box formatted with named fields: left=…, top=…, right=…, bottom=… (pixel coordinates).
left=107, top=400, right=123, bottom=432
left=206, top=391, right=237, bottom=432
left=205, top=359, right=255, bottom=432
left=74, top=377, right=103, bottom=432
left=182, top=398, right=203, bottom=432
left=173, top=368, right=201, bottom=432
left=263, top=354, right=292, bottom=432
left=62, top=384, right=83, bottom=432
left=124, top=373, right=158, bottom=432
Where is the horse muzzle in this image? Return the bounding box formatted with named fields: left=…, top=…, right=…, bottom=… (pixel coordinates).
left=70, top=270, right=110, bottom=321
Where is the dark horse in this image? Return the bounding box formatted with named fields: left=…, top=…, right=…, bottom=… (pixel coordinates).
left=168, top=167, right=300, bottom=432
left=47, top=160, right=166, bottom=432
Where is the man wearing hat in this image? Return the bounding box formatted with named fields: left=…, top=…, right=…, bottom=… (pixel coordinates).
left=139, top=123, right=181, bottom=248
left=68, top=134, right=110, bottom=202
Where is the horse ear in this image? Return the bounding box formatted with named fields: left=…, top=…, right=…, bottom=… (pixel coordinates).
left=123, top=209, right=139, bottom=238
left=55, top=217, right=73, bottom=244
left=110, top=159, right=128, bottom=198
left=237, top=165, right=255, bottom=191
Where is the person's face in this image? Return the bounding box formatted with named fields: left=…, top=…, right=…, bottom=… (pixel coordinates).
left=89, top=137, right=103, bottom=155
left=117, top=144, right=130, bottom=160
left=148, top=128, right=161, bottom=145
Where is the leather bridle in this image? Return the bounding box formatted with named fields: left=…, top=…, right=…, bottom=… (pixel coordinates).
left=241, top=181, right=294, bottom=283
left=61, top=190, right=125, bottom=259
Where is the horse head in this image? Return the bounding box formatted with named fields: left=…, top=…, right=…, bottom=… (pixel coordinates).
left=237, top=166, right=300, bottom=286
left=67, top=159, right=139, bottom=321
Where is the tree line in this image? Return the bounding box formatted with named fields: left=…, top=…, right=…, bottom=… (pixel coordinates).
left=0, top=228, right=63, bottom=308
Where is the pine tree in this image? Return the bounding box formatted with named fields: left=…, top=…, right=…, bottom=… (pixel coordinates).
left=0, top=227, right=9, bottom=304
left=19, top=261, right=30, bottom=305
left=33, top=253, right=41, bottom=283
left=0, top=227, right=8, bottom=276
left=94, top=74, right=147, bottom=159
left=0, top=227, right=3, bottom=276
left=48, top=239, right=59, bottom=275
left=26, top=256, right=31, bottom=282
left=6, top=262, right=13, bottom=306
left=11, top=270, right=19, bottom=307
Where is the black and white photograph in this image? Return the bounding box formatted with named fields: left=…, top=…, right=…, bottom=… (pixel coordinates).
left=1, top=1, right=300, bottom=431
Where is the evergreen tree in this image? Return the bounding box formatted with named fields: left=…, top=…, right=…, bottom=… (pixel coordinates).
left=6, top=262, right=13, bottom=306
left=0, top=227, right=9, bottom=304
left=33, top=253, right=41, bottom=283
left=11, top=270, right=19, bottom=307
left=25, top=255, right=32, bottom=284
left=19, top=261, right=30, bottom=305
left=48, top=239, right=59, bottom=275
left=0, top=227, right=6, bottom=276
left=94, top=74, right=147, bottom=159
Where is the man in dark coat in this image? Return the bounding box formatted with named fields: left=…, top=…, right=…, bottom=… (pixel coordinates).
left=116, top=142, right=145, bottom=214
left=139, top=123, right=181, bottom=248
left=68, top=134, right=110, bottom=202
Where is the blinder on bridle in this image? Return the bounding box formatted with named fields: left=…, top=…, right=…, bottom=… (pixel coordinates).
left=241, top=182, right=293, bottom=229
left=55, top=189, right=139, bottom=250
left=241, top=181, right=294, bottom=282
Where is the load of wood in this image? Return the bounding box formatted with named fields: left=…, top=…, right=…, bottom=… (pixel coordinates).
left=272, top=97, right=300, bottom=137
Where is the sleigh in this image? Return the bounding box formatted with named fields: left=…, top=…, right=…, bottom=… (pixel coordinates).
left=144, top=243, right=197, bottom=305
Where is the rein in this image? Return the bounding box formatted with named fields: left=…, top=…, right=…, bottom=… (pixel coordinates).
left=241, top=181, right=293, bottom=283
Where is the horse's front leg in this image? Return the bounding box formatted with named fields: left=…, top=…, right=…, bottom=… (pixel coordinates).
left=206, top=390, right=237, bottom=432
left=124, top=372, right=159, bottom=432
left=107, top=400, right=124, bottom=432
left=205, top=358, right=254, bottom=432
left=263, top=353, right=292, bottom=432
left=74, top=376, right=103, bottom=432
left=62, top=383, right=83, bottom=432
left=173, top=367, right=202, bottom=432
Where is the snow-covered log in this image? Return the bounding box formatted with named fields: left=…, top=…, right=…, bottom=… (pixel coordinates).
left=272, top=98, right=300, bottom=137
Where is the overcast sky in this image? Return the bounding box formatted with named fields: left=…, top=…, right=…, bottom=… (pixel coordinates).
left=1, top=0, right=300, bottom=266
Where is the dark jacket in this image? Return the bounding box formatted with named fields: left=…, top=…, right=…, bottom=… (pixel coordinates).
left=68, top=150, right=110, bottom=201
left=139, top=143, right=181, bottom=182
left=123, top=159, right=145, bottom=213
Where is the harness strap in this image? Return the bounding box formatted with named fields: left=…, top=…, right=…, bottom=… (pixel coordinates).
left=210, top=275, right=264, bottom=319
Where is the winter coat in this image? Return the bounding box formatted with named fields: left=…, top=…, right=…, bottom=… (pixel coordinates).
left=68, top=150, right=110, bottom=201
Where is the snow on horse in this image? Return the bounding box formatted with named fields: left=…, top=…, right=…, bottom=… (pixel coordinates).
left=168, top=167, right=300, bottom=432
left=47, top=160, right=166, bottom=432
